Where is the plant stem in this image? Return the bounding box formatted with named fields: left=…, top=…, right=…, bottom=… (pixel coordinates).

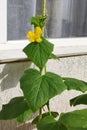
left=42, top=0, right=51, bottom=117
left=42, top=0, right=47, bottom=17
left=39, top=0, right=47, bottom=121
left=44, top=64, right=46, bottom=74
left=47, top=101, right=51, bottom=116
left=42, top=0, right=47, bottom=35
left=39, top=107, right=42, bottom=121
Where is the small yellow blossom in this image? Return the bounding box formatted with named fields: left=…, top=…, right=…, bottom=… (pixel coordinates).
left=26, top=27, right=42, bottom=43
left=36, top=37, right=42, bottom=42
left=35, top=27, right=42, bottom=36
left=26, top=31, right=35, bottom=42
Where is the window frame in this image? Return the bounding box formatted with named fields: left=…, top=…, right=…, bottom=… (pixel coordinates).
left=0, top=0, right=7, bottom=43
left=0, top=0, right=87, bottom=64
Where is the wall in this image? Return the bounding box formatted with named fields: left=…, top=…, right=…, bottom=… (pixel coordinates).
left=0, top=55, right=87, bottom=130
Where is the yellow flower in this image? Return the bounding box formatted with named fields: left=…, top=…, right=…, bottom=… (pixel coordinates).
left=26, top=27, right=42, bottom=43
left=36, top=37, right=42, bottom=42
left=26, top=31, right=35, bottom=42
left=35, top=27, right=42, bottom=36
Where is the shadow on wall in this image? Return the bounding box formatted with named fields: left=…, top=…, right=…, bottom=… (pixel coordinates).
left=0, top=120, right=36, bottom=130
left=0, top=61, right=32, bottom=91
left=0, top=61, right=38, bottom=130
left=16, top=122, right=36, bottom=130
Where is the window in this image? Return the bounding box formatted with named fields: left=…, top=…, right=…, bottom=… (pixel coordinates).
left=0, top=0, right=87, bottom=63
left=0, top=0, right=7, bottom=43
left=37, top=0, right=87, bottom=38
left=7, top=0, right=36, bottom=40
left=7, top=0, right=87, bottom=40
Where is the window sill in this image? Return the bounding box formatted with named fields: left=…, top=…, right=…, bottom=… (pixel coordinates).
left=0, top=38, right=87, bottom=64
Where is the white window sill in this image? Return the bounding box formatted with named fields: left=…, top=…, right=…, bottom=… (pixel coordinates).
left=0, top=38, right=87, bottom=64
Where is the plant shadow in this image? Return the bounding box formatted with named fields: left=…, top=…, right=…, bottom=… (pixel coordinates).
left=0, top=62, right=32, bottom=91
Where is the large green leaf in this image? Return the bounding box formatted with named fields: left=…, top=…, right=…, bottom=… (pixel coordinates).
left=17, top=109, right=33, bottom=123
left=20, top=69, right=66, bottom=112
left=37, top=115, right=67, bottom=130
left=23, top=37, right=53, bottom=69
left=37, top=109, right=87, bottom=130
left=70, top=94, right=87, bottom=106
left=63, top=78, right=87, bottom=92
left=0, top=97, right=32, bottom=120
left=59, top=109, right=87, bottom=130
left=37, top=115, right=58, bottom=130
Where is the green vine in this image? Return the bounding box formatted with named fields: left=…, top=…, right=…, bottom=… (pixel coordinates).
left=42, top=0, right=47, bottom=35
left=39, top=0, right=47, bottom=121
left=42, top=0, right=47, bottom=17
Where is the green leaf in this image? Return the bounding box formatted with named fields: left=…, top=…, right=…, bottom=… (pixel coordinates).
left=59, top=109, right=87, bottom=130
left=23, top=37, right=53, bottom=70
left=32, top=111, right=59, bottom=124
left=37, top=115, right=58, bottom=130
left=37, top=115, right=67, bottom=130
left=57, top=122, right=67, bottom=130
left=49, top=53, right=59, bottom=60
left=70, top=94, right=87, bottom=106
left=38, top=109, right=87, bottom=130
left=17, top=109, right=33, bottom=123
left=31, top=17, right=39, bottom=27
left=63, top=78, right=87, bottom=92
left=0, top=97, right=32, bottom=120
left=20, top=69, right=66, bottom=112
left=31, top=15, right=47, bottom=28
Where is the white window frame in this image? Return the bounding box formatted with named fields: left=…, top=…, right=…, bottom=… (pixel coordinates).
left=0, top=0, right=87, bottom=64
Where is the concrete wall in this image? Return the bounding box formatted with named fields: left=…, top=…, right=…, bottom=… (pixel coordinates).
left=0, top=55, right=87, bottom=130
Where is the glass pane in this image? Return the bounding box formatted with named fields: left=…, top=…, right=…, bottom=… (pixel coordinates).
left=7, top=0, right=87, bottom=40
left=7, top=0, right=36, bottom=40
left=36, top=0, right=87, bottom=38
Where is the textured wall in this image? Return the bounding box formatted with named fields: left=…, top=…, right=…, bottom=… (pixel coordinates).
left=0, top=55, right=87, bottom=130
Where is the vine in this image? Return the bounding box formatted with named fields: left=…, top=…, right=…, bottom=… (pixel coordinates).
left=39, top=0, right=47, bottom=121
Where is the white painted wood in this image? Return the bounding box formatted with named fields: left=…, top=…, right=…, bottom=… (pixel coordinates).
left=0, top=0, right=7, bottom=43
left=0, top=38, right=87, bottom=63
